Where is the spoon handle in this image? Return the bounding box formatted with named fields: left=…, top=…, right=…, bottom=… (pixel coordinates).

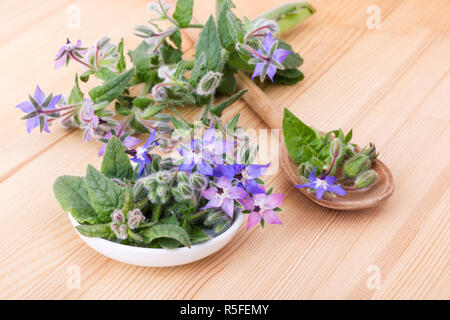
left=235, top=72, right=283, bottom=129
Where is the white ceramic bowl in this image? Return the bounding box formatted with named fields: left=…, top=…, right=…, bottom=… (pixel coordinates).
left=68, top=212, right=244, bottom=267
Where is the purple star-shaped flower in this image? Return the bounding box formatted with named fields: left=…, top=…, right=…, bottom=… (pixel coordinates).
left=98, top=121, right=141, bottom=156
left=201, top=176, right=248, bottom=218
left=295, top=167, right=347, bottom=200
left=240, top=192, right=283, bottom=230
left=178, top=127, right=234, bottom=176
left=54, top=39, right=88, bottom=69
left=129, top=130, right=157, bottom=177
left=16, top=85, right=62, bottom=133
left=215, top=163, right=269, bottom=194
left=249, top=33, right=291, bottom=82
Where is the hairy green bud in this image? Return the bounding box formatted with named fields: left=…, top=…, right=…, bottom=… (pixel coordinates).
left=189, top=172, right=208, bottom=190
left=177, top=171, right=189, bottom=184
left=355, top=170, right=378, bottom=189
left=343, top=154, right=371, bottom=179
left=329, top=138, right=342, bottom=158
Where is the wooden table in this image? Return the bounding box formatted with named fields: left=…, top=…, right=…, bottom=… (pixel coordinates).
left=0, top=0, right=448, bottom=299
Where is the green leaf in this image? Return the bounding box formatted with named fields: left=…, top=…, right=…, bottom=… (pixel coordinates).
left=76, top=224, right=111, bottom=238
left=115, top=101, right=132, bottom=116
left=132, top=97, right=152, bottom=110
left=191, top=15, right=222, bottom=84
left=122, top=184, right=134, bottom=214
left=217, top=62, right=237, bottom=95
left=211, top=89, right=247, bottom=116
left=218, top=1, right=245, bottom=50
left=130, top=114, right=150, bottom=133
left=158, top=215, right=182, bottom=249
left=117, top=38, right=126, bottom=72
left=189, top=225, right=212, bottom=244
left=277, top=39, right=303, bottom=69
left=95, top=68, right=116, bottom=82
left=141, top=104, right=163, bottom=119
left=53, top=176, right=100, bottom=224
left=273, top=68, right=304, bottom=85
left=68, top=75, right=84, bottom=105
left=88, top=69, right=133, bottom=104
left=128, top=41, right=158, bottom=83
left=80, top=70, right=94, bottom=82
left=85, top=165, right=124, bottom=222
left=345, top=129, right=353, bottom=144
left=169, top=29, right=182, bottom=48
left=101, top=136, right=134, bottom=180
left=282, top=108, right=323, bottom=165
left=141, top=224, right=191, bottom=248
left=173, top=0, right=193, bottom=28
left=160, top=41, right=183, bottom=65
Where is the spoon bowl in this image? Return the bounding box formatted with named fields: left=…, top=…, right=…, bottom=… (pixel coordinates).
left=280, top=139, right=394, bottom=210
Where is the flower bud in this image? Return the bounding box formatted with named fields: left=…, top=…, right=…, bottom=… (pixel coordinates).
left=329, top=138, right=342, bottom=158
left=160, top=157, right=175, bottom=170
left=127, top=208, right=145, bottom=229
left=361, top=143, right=378, bottom=160
left=343, top=154, right=371, bottom=179
left=60, top=116, right=78, bottom=129
left=355, top=170, right=378, bottom=189
left=214, top=221, right=231, bottom=235
left=96, top=36, right=111, bottom=49
left=177, top=171, right=189, bottom=184
left=152, top=84, right=168, bottom=101
left=190, top=172, right=208, bottom=190
left=177, top=182, right=192, bottom=197
left=196, top=71, right=222, bottom=96
left=111, top=209, right=125, bottom=223
left=298, top=162, right=313, bottom=179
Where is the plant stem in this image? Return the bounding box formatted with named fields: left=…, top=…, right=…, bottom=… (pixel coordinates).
left=186, top=24, right=203, bottom=28
left=188, top=209, right=209, bottom=222
left=151, top=203, right=163, bottom=222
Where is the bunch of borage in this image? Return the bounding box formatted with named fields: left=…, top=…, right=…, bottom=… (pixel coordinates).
left=54, top=119, right=284, bottom=247
left=16, top=1, right=316, bottom=247
left=283, top=109, right=379, bottom=200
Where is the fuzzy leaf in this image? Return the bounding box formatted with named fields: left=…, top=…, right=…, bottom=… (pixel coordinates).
left=85, top=165, right=124, bottom=222
left=189, top=225, right=212, bottom=244
left=101, top=136, right=134, bottom=180
left=211, top=89, right=247, bottom=116
left=218, top=1, right=244, bottom=50
left=191, top=15, right=222, bottom=84
left=277, top=39, right=303, bottom=69
left=141, top=224, right=191, bottom=248
left=53, top=176, right=100, bottom=224
left=282, top=108, right=323, bottom=165
left=76, top=224, right=111, bottom=238
left=68, top=75, right=84, bottom=105
left=88, top=69, right=133, bottom=103
left=173, top=0, right=193, bottom=28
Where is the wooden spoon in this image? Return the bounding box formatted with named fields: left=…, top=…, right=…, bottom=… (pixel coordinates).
left=181, top=17, right=394, bottom=210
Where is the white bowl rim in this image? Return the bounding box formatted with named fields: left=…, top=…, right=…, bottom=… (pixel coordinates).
left=68, top=211, right=244, bottom=254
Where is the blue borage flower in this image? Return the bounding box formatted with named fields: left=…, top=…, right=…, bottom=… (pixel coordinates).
left=247, top=33, right=292, bottom=82
left=214, top=163, right=269, bottom=194
left=178, top=127, right=234, bottom=176
left=16, top=85, right=62, bottom=133
left=127, top=130, right=158, bottom=177
left=295, top=167, right=346, bottom=200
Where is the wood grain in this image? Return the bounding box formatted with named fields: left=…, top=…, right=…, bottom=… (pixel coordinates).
left=0, top=0, right=449, bottom=299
